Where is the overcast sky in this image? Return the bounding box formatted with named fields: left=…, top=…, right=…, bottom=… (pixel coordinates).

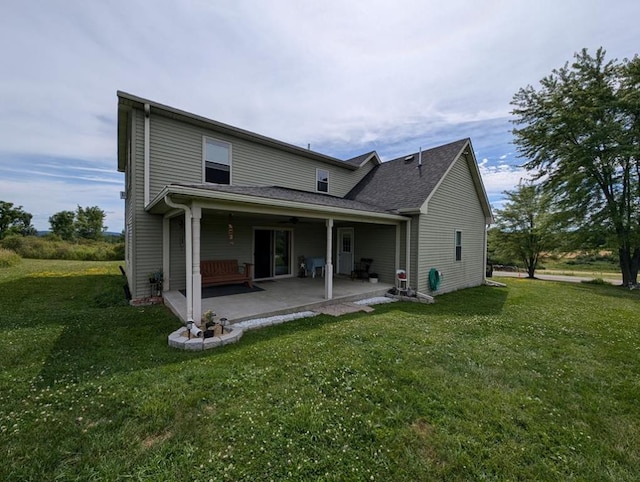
left=1, top=0, right=639, bottom=232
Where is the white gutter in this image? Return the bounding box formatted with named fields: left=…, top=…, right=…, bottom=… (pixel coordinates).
left=144, top=103, right=150, bottom=207
left=164, top=195, right=194, bottom=324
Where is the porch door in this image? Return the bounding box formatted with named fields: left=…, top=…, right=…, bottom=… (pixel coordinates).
left=337, top=228, right=354, bottom=275
left=254, top=228, right=292, bottom=279
left=254, top=229, right=272, bottom=279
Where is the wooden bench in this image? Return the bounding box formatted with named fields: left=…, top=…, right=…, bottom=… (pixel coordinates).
left=201, top=260, right=253, bottom=288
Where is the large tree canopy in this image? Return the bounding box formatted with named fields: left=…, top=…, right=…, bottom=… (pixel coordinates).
left=511, top=48, right=640, bottom=286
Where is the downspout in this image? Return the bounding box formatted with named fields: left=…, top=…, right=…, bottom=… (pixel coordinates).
left=164, top=195, right=196, bottom=331
left=144, top=104, right=150, bottom=207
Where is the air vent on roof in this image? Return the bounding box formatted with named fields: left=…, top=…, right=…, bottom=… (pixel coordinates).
left=404, top=155, right=414, bottom=163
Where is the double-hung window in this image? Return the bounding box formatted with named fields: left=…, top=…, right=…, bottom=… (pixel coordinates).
left=455, top=230, right=462, bottom=261
left=316, top=168, right=329, bottom=193
left=203, top=137, right=231, bottom=184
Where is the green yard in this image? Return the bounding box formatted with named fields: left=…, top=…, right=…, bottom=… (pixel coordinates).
left=1, top=260, right=638, bottom=480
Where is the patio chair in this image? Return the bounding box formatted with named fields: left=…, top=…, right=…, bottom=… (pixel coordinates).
left=351, top=258, right=373, bottom=281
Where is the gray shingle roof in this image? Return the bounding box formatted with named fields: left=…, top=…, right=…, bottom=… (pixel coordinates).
left=173, top=183, right=396, bottom=214
left=346, top=139, right=470, bottom=211
left=344, top=151, right=379, bottom=166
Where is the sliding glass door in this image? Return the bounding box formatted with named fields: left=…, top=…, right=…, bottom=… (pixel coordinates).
left=254, top=228, right=292, bottom=279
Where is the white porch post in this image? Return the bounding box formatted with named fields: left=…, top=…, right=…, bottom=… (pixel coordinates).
left=192, top=206, right=202, bottom=326
left=406, top=218, right=411, bottom=285
left=162, top=217, right=170, bottom=291
left=325, top=218, right=333, bottom=299
left=395, top=224, right=401, bottom=273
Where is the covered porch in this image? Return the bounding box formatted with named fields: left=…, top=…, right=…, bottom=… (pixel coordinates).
left=148, top=184, right=411, bottom=326
left=163, top=275, right=394, bottom=323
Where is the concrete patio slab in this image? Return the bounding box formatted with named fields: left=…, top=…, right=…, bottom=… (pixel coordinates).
left=163, top=276, right=393, bottom=324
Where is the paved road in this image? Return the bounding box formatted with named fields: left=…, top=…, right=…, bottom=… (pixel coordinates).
left=492, top=271, right=622, bottom=285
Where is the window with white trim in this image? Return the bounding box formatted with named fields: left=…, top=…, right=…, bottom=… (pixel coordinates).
left=203, top=137, right=231, bottom=184
left=316, top=168, right=329, bottom=193
left=455, top=230, right=462, bottom=261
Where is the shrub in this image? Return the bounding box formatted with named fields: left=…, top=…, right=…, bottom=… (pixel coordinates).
left=0, top=247, right=21, bottom=267
left=0, top=235, right=124, bottom=261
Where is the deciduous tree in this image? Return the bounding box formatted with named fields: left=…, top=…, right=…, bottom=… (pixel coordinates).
left=511, top=48, right=640, bottom=285
left=0, top=201, right=37, bottom=239
left=49, top=210, right=76, bottom=240
left=493, top=183, right=556, bottom=278
left=74, top=205, right=106, bottom=240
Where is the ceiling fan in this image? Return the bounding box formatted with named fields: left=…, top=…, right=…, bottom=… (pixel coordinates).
left=278, top=216, right=309, bottom=225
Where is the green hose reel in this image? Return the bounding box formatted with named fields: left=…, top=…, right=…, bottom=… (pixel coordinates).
left=428, top=268, right=442, bottom=291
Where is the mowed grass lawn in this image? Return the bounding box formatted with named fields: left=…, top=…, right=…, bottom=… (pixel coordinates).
left=1, top=260, right=639, bottom=481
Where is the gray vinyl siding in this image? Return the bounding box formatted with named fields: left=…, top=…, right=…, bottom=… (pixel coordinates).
left=351, top=224, right=397, bottom=283
left=169, top=215, right=186, bottom=290
left=124, top=113, right=134, bottom=277
left=167, top=214, right=328, bottom=290
left=147, top=112, right=374, bottom=199
left=417, top=156, right=486, bottom=294
left=131, top=109, right=164, bottom=299
left=294, top=224, right=327, bottom=264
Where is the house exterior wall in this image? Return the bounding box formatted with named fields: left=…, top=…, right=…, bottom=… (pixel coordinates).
left=350, top=223, right=397, bottom=283
left=126, top=105, right=379, bottom=298
left=121, top=97, right=488, bottom=301
left=129, top=108, right=165, bottom=299
left=147, top=112, right=375, bottom=199
left=417, top=155, right=487, bottom=294
left=167, top=213, right=330, bottom=290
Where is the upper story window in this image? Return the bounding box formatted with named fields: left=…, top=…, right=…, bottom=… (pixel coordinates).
left=203, top=137, right=231, bottom=184
left=316, top=168, right=329, bottom=193
left=455, top=230, right=462, bottom=261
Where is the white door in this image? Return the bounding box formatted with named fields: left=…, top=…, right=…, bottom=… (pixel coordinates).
left=337, top=228, right=354, bottom=275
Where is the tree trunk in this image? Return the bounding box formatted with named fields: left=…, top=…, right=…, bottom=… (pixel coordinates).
left=526, top=254, right=537, bottom=278
left=618, top=246, right=639, bottom=286
left=631, top=247, right=640, bottom=285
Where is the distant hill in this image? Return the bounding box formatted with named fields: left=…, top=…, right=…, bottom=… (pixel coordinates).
left=37, top=231, right=123, bottom=238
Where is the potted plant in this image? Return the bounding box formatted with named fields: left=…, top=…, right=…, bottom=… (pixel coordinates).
left=368, top=272, right=379, bottom=283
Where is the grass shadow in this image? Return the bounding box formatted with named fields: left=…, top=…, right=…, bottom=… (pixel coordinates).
left=0, top=273, right=212, bottom=388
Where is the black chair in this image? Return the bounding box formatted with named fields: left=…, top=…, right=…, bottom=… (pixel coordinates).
left=351, top=258, right=373, bottom=281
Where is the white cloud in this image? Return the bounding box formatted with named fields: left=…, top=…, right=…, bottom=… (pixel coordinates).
left=480, top=164, right=532, bottom=199
left=1, top=0, right=639, bottom=230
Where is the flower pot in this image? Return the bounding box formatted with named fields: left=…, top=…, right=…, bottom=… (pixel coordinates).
left=369, top=277, right=379, bottom=283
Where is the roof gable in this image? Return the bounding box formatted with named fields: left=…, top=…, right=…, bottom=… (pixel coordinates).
left=346, top=139, right=471, bottom=211
left=344, top=151, right=381, bottom=167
